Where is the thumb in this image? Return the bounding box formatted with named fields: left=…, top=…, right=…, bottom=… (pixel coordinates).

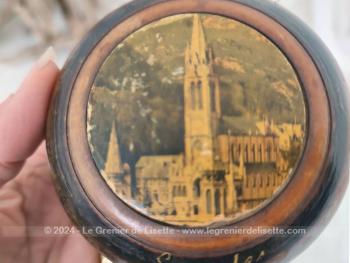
left=0, top=47, right=59, bottom=187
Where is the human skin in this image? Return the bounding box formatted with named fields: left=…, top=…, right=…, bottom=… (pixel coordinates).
left=0, top=49, right=100, bottom=263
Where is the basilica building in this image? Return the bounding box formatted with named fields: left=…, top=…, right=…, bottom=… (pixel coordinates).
left=103, top=15, right=303, bottom=225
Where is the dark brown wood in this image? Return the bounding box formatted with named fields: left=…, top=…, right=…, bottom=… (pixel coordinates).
left=46, top=0, right=349, bottom=262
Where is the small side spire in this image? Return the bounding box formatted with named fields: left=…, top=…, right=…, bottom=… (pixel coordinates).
left=105, top=121, right=123, bottom=175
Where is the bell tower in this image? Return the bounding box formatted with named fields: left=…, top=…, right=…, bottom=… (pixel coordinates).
left=184, top=14, right=221, bottom=169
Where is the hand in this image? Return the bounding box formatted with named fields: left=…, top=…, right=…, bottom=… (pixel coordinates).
left=0, top=48, right=100, bottom=263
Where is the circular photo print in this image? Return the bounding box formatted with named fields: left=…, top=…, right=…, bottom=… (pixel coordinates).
left=87, top=14, right=306, bottom=226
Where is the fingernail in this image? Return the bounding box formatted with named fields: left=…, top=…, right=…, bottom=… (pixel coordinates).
left=37, top=47, right=57, bottom=69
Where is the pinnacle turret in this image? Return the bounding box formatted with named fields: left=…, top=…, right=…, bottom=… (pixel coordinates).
left=105, top=121, right=123, bottom=175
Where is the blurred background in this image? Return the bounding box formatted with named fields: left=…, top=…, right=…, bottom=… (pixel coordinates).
left=0, top=0, right=348, bottom=262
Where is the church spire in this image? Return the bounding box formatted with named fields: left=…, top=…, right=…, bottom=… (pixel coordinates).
left=190, top=14, right=207, bottom=64
left=105, top=121, right=123, bottom=175
left=185, top=14, right=214, bottom=78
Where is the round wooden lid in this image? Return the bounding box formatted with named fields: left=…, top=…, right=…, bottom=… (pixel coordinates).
left=47, top=0, right=349, bottom=262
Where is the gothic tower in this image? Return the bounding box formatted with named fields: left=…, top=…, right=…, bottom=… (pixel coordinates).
left=105, top=121, right=123, bottom=177
left=184, top=14, right=221, bottom=169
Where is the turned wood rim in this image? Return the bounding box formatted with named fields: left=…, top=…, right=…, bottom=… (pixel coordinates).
left=47, top=0, right=342, bottom=259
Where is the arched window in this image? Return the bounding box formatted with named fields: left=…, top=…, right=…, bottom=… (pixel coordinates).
left=206, top=50, right=210, bottom=63
left=197, top=81, right=203, bottom=109
left=223, top=189, right=227, bottom=211
left=177, top=186, right=182, bottom=196
left=172, top=186, right=176, bottom=197
left=274, top=146, right=278, bottom=160
left=206, top=190, right=212, bottom=214
left=252, top=144, right=256, bottom=163
left=245, top=144, right=249, bottom=162
left=267, top=144, right=271, bottom=161
left=191, top=82, right=196, bottom=109
left=182, top=186, right=187, bottom=196
left=231, top=144, right=236, bottom=162
left=215, top=189, right=221, bottom=215
left=258, top=144, right=263, bottom=162
left=210, top=81, right=216, bottom=112
left=193, top=178, right=201, bottom=198
left=193, top=205, right=199, bottom=215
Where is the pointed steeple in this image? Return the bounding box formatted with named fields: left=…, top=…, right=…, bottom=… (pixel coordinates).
left=105, top=121, right=123, bottom=175
left=185, top=14, right=215, bottom=77
left=190, top=14, right=207, bottom=64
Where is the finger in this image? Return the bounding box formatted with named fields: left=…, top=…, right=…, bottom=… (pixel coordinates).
left=0, top=47, right=59, bottom=187
left=52, top=232, right=101, bottom=263
left=0, top=94, right=14, bottom=112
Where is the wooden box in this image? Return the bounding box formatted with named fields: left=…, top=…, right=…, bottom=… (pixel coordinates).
left=47, top=0, right=349, bottom=262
